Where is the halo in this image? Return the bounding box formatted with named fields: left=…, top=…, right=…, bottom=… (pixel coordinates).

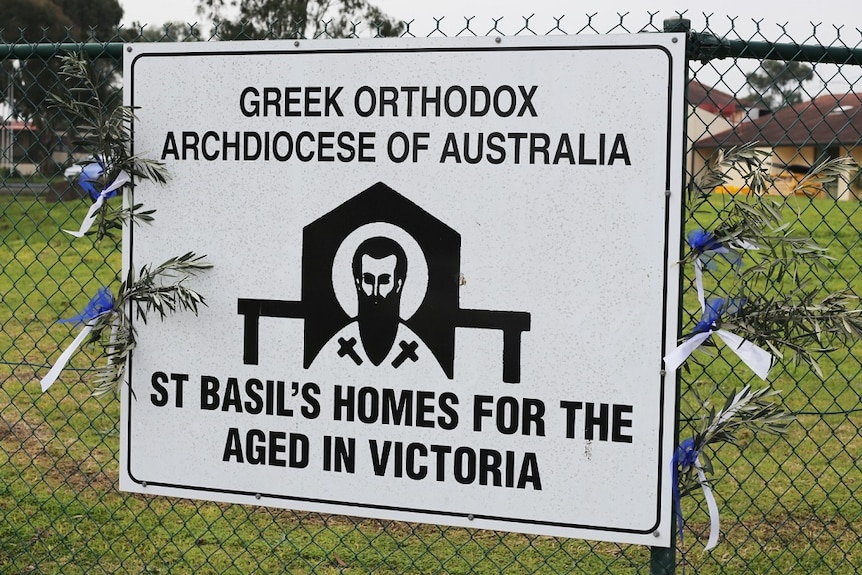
left=332, top=222, right=429, bottom=320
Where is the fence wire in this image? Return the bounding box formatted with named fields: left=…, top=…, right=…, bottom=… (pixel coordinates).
left=2, top=13, right=861, bottom=575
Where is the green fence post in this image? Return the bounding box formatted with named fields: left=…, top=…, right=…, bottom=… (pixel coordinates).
left=0, top=42, right=123, bottom=60
left=646, top=16, right=693, bottom=575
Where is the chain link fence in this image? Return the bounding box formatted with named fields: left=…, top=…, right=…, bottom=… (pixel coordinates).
left=2, top=12, right=861, bottom=574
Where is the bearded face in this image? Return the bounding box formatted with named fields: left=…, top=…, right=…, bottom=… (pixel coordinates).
left=355, top=253, right=405, bottom=365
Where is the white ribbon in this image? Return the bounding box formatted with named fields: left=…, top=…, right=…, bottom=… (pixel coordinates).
left=694, top=258, right=707, bottom=314
left=63, top=171, right=131, bottom=238
left=693, top=454, right=721, bottom=550
left=106, top=317, right=119, bottom=367
left=664, top=328, right=773, bottom=380
left=674, top=238, right=771, bottom=380
left=692, top=241, right=757, bottom=313
left=40, top=324, right=94, bottom=391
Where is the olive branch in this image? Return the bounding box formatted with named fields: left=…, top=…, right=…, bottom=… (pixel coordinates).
left=49, top=51, right=167, bottom=241
left=676, top=143, right=861, bottom=511
left=86, top=253, right=213, bottom=397
left=684, top=144, right=862, bottom=376
left=677, top=384, right=795, bottom=497
left=46, top=54, right=213, bottom=396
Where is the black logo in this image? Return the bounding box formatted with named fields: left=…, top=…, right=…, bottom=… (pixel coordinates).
left=238, top=182, right=531, bottom=383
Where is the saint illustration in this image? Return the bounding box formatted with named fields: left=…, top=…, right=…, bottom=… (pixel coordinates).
left=238, top=181, right=531, bottom=383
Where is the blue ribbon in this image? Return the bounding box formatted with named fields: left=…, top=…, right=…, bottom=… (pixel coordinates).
left=666, top=294, right=771, bottom=380
left=78, top=161, right=104, bottom=200
left=687, top=229, right=723, bottom=253
left=672, top=437, right=699, bottom=539
left=672, top=437, right=721, bottom=550
left=41, top=287, right=116, bottom=392
left=691, top=297, right=745, bottom=335
left=59, top=287, right=115, bottom=324
left=78, top=160, right=121, bottom=201
left=687, top=229, right=742, bottom=269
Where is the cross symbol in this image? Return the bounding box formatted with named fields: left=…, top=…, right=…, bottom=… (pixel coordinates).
left=391, top=340, right=419, bottom=368
left=337, top=337, right=362, bottom=365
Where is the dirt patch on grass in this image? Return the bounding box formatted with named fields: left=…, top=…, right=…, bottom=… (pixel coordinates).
left=0, top=415, right=54, bottom=446
left=0, top=413, right=116, bottom=492
left=679, top=512, right=857, bottom=555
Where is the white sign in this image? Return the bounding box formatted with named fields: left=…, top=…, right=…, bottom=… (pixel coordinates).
left=121, top=34, right=685, bottom=547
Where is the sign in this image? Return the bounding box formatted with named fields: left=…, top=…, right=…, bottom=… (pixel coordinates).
left=121, top=34, right=685, bottom=546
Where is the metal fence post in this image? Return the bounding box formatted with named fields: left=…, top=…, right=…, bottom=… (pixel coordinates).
left=646, top=16, right=693, bottom=575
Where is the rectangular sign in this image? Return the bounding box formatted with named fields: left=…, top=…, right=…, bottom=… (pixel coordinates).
left=121, top=34, right=684, bottom=546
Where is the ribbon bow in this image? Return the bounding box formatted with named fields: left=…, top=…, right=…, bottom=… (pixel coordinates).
left=672, top=438, right=720, bottom=550
left=40, top=287, right=115, bottom=392
left=64, top=161, right=131, bottom=238
left=687, top=229, right=741, bottom=262
left=664, top=297, right=773, bottom=380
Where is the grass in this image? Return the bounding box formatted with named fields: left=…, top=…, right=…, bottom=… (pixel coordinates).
left=0, top=173, right=68, bottom=185
left=2, top=194, right=861, bottom=574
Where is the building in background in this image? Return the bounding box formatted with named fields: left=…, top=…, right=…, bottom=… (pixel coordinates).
left=1, top=113, right=39, bottom=176
left=693, top=91, right=862, bottom=200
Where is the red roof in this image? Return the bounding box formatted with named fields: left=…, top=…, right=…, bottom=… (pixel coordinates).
left=688, top=80, right=750, bottom=118
left=695, top=92, right=862, bottom=148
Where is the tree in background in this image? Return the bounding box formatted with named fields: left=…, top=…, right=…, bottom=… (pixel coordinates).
left=744, top=60, right=814, bottom=110
left=0, top=0, right=74, bottom=41
left=196, top=0, right=404, bottom=39
left=0, top=0, right=124, bottom=169
left=0, top=0, right=125, bottom=116
left=0, top=0, right=123, bottom=42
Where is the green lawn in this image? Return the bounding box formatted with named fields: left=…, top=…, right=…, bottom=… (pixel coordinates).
left=1, top=193, right=861, bottom=574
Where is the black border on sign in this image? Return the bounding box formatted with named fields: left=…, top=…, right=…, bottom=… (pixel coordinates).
left=125, top=40, right=680, bottom=538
